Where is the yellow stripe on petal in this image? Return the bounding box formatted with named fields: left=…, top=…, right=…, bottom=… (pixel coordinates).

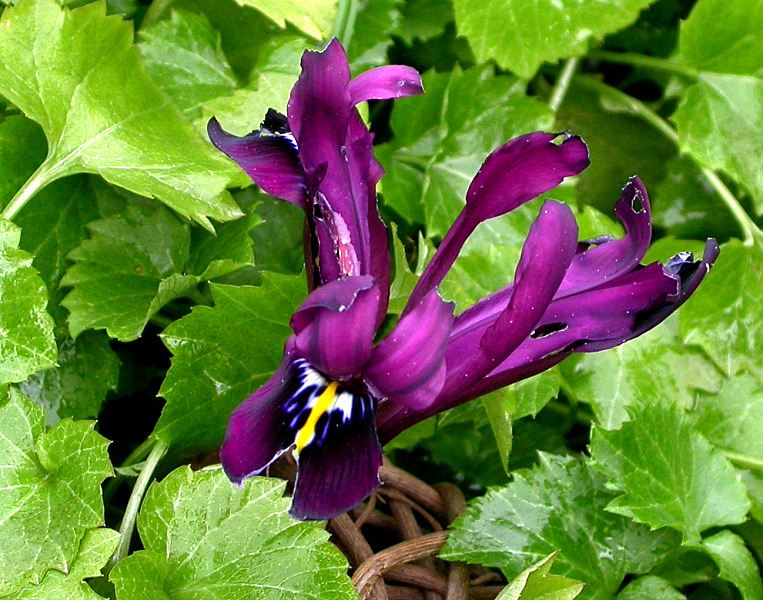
left=295, top=381, right=339, bottom=452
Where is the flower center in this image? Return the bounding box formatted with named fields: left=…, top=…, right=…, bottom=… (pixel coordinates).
left=295, top=380, right=339, bottom=452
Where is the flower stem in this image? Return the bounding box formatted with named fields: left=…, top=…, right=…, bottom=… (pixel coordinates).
left=576, top=76, right=760, bottom=246
left=1, top=162, right=53, bottom=220
left=549, top=58, right=579, bottom=113
left=332, top=0, right=360, bottom=50
left=720, top=449, right=763, bottom=472
left=587, top=49, right=699, bottom=79
left=107, top=439, right=168, bottom=572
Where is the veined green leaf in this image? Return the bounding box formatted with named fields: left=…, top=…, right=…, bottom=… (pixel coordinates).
left=232, top=0, right=336, bottom=40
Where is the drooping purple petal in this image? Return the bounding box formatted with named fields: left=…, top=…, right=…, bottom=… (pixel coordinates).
left=348, top=65, right=424, bottom=105
left=207, top=117, right=306, bottom=207
left=220, top=340, right=300, bottom=484
left=291, top=395, right=382, bottom=520
left=291, top=276, right=380, bottom=379
left=365, top=290, right=455, bottom=410
left=440, top=200, right=578, bottom=398
left=556, top=177, right=652, bottom=297
left=406, top=133, right=589, bottom=309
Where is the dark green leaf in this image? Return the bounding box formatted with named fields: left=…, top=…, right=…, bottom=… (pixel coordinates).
left=348, top=0, right=402, bottom=72
left=138, top=9, right=237, bottom=114
left=590, top=403, right=750, bottom=543
left=453, top=0, right=658, bottom=79
left=0, top=218, right=56, bottom=384
left=701, top=530, right=763, bottom=600
left=154, top=274, right=305, bottom=457
left=20, top=331, right=119, bottom=426
left=110, top=466, right=356, bottom=599
left=0, top=388, right=112, bottom=595
left=378, top=65, right=553, bottom=234
left=441, top=454, right=679, bottom=599
left=617, top=576, right=686, bottom=600
left=398, top=0, right=454, bottom=43
left=0, top=0, right=242, bottom=229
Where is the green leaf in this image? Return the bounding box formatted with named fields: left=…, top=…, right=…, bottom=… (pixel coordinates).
left=4, top=528, right=119, bottom=600
left=0, top=115, right=47, bottom=210
left=138, top=9, right=237, bottom=115
left=244, top=191, right=305, bottom=276
left=0, top=218, right=56, bottom=384
left=589, top=403, right=750, bottom=543
left=20, top=331, right=119, bottom=426
left=680, top=240, right=763, bottom=380
left=693, top=371, right=763, bottom=462
left=200, top=36, right=308, bottom=136
left=672, top=74, right=763, bottom=212
left=154, top=274, right=305, bottom=457
left=0, top=388, right=113, bottom=595
left=398, top=0, right=454, bottom=44
left=232, top=0, right=336, bottom=40
left=678, top=0, right=763, bottom=77
left=0, top=0, right=242, bottom=229
left=453, top=0, right=657, bottom=79
left=60, top=204, right=193, bottom=341
left=378, top=65, right=553, bottom=234
left=701, top=530, right=763, bottom=600
left=110, top=466, right=356, bottom=600
left=60, top=203, right=255, bottom=341
left=441, top=454, right=679, bottom=599
left=617, top=576, right=686, bottom=600
left=497, top=552, right=584, bottom=600
left=561, top=317, right=721, bottom=430
left=348, top=0, right=402, bottom=72
left=388, top=223, right=434, bottom=315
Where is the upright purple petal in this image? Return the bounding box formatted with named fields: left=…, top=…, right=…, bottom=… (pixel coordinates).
left=348, top=65, right=424, bottom=105
left=556, top=177, right=652, bottom=297
left=406, top=133, right=589, bottom=309
left=291, top=395, right=382, bottom=520
left=440, top=200, right=578, bottom=398
left=208, top=118, right=306, bottom=206
left=220, top=340, right=300, bottom=483
left=291, top=276, right=380, bottom=379
left=365, top=290, right=455, bottom=410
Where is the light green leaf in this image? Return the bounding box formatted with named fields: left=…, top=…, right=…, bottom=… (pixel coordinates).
left=110, top=466, right=356, bottom=600
left=617, top=576, right=685, bottom=600
left=678, top=0, right=763, bottom=76
left=154, top=274, right=305, bottom=457
left=497, top=552, right=584, bottom=600
left=0, top=388, right=113, bottom=595
left=138, top=9, right=237, bottom=115
left=378, top=65, right=553, bottom=235
left=20, top=331, right=119, bottom=426
left=60, top=203, right=255, bottom=341
left=3, top=528, right=119, bottom=600
left=693, top=372, right=763, bottom=462
left=232, top=0, right=336, bottom=40
left=672, top=74, right=763, bottom=211
left=561, top=317, right=721, bottom=430
left=441, top=454, right=679, bottom=599
left=680, top=240, right=763, bottom=380
left=590, top=403, right=750, bottom=543
left=453, top=0, right=657, bottom=79
left=0, top=218, right=56, bottom=384
left=0, top=0, right=242, bottom=229
left=200, top=36, right=308, bottom=136
left=388, top=223, right=434, bottom=315
left=701, top=530, right=763, bottom=600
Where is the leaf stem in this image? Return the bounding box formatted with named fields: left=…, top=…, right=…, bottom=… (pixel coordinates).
left=331, top=0, right=360, bottom=50
left=720, top=449, right=763, bottom=472
left=107, top=438, right=168, bottom=572
left=576, top=76, right=760, bottom=246
left=1, top=162, right=52, bottom=220
left=103, top=438, right=156, bottom=506
left=587, top=49, right=699, bottom=79
left=549, top=58, right=579, bottom=113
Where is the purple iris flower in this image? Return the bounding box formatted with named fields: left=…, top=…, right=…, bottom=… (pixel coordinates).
left=209, top=40, right=718, bottom=520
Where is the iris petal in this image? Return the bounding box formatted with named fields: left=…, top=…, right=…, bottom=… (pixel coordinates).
left=291, top=276, right=380, bottom=379
left=405, top=133, right=589, bottom=309
left=290, top=393, right=382, bottom=520
left=207, top=117, right=306, bottom=206
left=366, top=289, right=455, bottom=410
left=348, top=65, right=424, bottom=105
